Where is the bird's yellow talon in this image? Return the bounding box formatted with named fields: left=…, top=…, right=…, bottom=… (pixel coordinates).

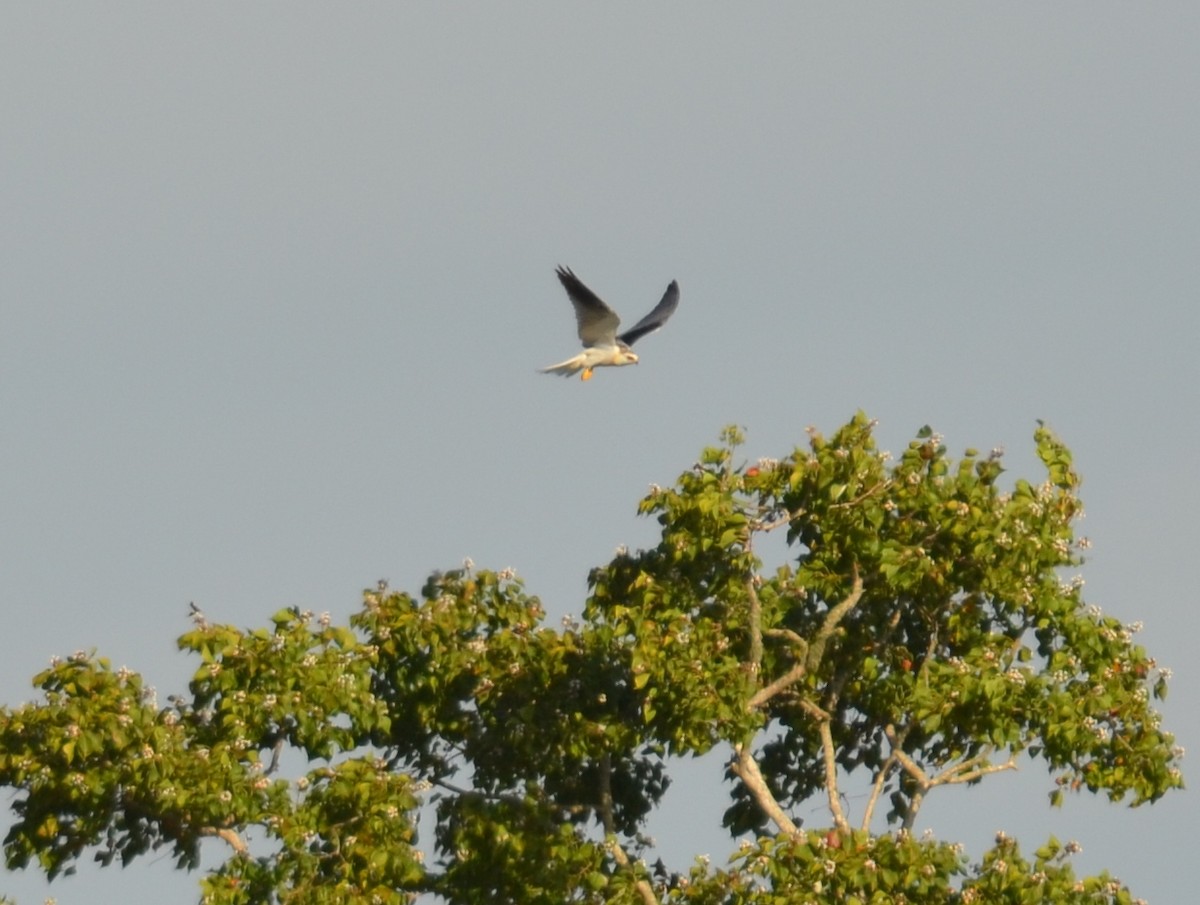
left=581, top=368, right=594, bottom=381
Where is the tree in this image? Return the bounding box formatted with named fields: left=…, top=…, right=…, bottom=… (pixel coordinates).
left=0, top=413, right=1183, bottom=904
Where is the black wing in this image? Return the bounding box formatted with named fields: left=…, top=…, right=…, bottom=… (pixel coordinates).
left=617, top=280, right=679, bottom=347
left=555, top=266, right=621, bottom=347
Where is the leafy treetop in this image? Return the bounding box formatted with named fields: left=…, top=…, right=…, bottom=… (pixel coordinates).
left=0, top=413, right=1182, bottom=904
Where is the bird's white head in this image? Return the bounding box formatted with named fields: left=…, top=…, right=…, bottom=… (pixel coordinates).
left=621, top=350, right=640, bottom=365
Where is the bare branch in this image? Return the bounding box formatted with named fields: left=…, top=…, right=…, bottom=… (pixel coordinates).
left=265, top=736, right=284, bottom=776
left=598, top=753, right=616, bottom=835
left=903, top=790, right=925, bottom=831
left=751, top=506, right=807, bottom=533
left=805, top=568, right=864, bottom=674
left=892, top=746, right=931, bottom=789
left=861, top=752, right=898, bottom=832
left=817, top=720, right=849, bottom=834
left=914, top=619, right=939, bottom=686
left=753, top=515, right=791, bottom=533
left=797, top=698, right=830, bottom=721
left=764, top=627, right=808, bottom=648
left=880, top=724, right=932, bottom=830
left=738, top=568, right=862, bottom=837
left=748, top=626, right=811, bottom=710
left=931, top=749, right=991, bottom=780
left=747, top=661, right=807, bottom=710
left=822, top=661, right=854, bottom=715
left=606, top=837, right=659, bottom=905
left=598, top=754, right=659, bottom=905
left=884, top=725, right=931, bottom=790
left=745, top=577, right=763, bottom=672
left=882, top=725, right=1019, bottom=830
left=199, top=825, right=248, bottom=855
left=730, top=744, right=800, bottom=836
left=827, top=480, right=889, bottom=510
left=432, top=779, right=530, bottom=810
left=934, top=755, right=1018, bottom=786
left=884, top=728, right=1018, bottom=792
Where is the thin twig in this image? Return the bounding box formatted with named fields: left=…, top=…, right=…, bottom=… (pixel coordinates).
left=861, top=751, right=898, bottom=832
left=934, top=755, right=1018, bottom=786
left=827, top=480, right=889, bottom=510
left=933, top=749, right=991, bottom=779
left=914, top=618, right=938, bottom=686
left=432, top=778, right=529, bottom=809
left=751, top=507, right=807, bottom=533
left=882, top=724, right=1018, bottom=829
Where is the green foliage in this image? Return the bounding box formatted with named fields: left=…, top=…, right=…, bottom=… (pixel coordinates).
left=0, top=415, right=1182, bottom=903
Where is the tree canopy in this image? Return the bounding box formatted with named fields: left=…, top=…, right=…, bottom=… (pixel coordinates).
left=0, top=413, right=1182, bottom=904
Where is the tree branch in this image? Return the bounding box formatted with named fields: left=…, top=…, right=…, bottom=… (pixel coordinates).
left=764, top=627, right=808, bottom=648
left=797, top=697, right=829, bottom=722
left=198, top=825, right=248, bottom=855
left=730, top=744, right=800, bottom=836
left=882, top=726, right=1019, bottom=829
left=748, top=626, right=811, bottom=710
left=737, top=570, right=862, bottom=836
left=606, top=836, right=659, bottom=905
left=827, top=480, right=889, bottom=510
left=750, top=506, right=807, bottom=533
left=432, top=778, right=532, bottom=810
left=747, top=661, right=807, bottom=710
left=265, top=735, right=285, bottom=776
left=817, top=720, right=849, bottom=834
left=904, top=790, right=925, bottom=831
left=598, top=753, right=616, bottom=836
left=884, top=725, right=931, bottom=789
left=882, top=725, right=931, bottom=830
left=805, top=568, right=864, bottom=674
left=745, top=577, right=763, bottom=673
left=861, top=751, right=898, bottom=832
left=933, top=753, right=1018, bottom=786
left=599, top=753, right=658, bottom=905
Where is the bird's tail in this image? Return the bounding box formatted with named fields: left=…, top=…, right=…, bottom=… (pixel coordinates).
left=538, top=354, right=587, bottom=377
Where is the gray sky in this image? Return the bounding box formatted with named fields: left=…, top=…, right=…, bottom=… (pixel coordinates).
left=2, top=5, right=1196, bottom=902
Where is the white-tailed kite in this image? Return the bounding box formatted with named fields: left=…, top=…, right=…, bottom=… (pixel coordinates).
left=540, top=266, right=680, bottom=380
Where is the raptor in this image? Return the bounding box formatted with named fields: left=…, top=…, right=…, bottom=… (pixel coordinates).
left=540, top=266, right=679, bottom=380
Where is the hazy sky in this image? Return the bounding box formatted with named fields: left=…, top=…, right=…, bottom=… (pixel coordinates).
left=2, top=5, right=1196, bottom=902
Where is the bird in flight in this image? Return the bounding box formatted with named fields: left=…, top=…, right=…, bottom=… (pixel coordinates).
left=540, top=266, right=680, bottom=380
